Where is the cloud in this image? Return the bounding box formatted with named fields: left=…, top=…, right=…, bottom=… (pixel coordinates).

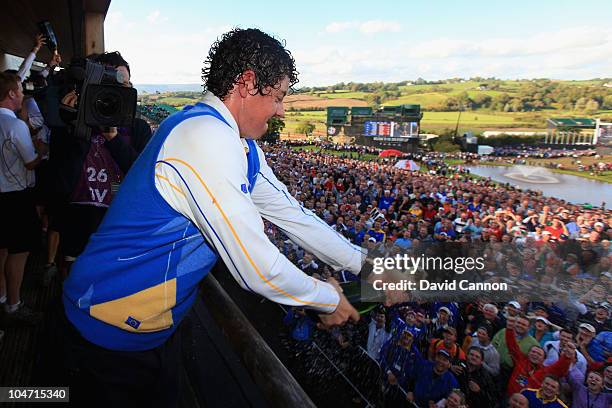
left=293, top=25, right=612, bottom=86
left=324, top=21, right=356, bottom=33
left=324, top=20, right=402, bottom=34
left=146, top=10, right=167, bottom=24
left=105, top=8, right=612, bottom=87
left=359, top=20, right=401, bottom=34
left=105, top=12, right=229, bottom=84
left=405, top=26, right=612, bottom=60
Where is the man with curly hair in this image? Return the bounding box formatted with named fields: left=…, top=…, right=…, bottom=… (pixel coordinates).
left=59, top=28, right=365, bottom=406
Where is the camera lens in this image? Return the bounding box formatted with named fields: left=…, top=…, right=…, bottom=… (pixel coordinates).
left=95, top=91, right=121, bottom=118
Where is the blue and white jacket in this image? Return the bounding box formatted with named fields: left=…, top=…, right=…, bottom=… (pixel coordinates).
left=63, top=93, right=365, bottom=351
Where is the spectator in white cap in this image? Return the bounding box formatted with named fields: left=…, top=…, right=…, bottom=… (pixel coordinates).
left=430, top=306, right=453, bottom=339
left=584, top=304, right=611, bottom=333
left=505, top=301, right=522, bottom=319
left=529, top=316, right=556, bottom=346
left=576, top=323, right=600, bottom=365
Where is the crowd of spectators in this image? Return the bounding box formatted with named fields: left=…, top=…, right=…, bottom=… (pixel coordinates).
left=289, top=141, right=612, bottom=180
left=137, top=103, right=177, bottom=130
left=264, top=143, right=611, bottom=407
left=491, top=146, right=599, bottom=159
left=1, top=35, right=610, bottom=407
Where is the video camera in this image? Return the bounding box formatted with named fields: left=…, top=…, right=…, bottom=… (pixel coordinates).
left=60, top=57, right=137, bottom=140
left=38, top=19, right=137, bottom=138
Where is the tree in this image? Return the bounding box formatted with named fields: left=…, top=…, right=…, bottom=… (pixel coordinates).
left=261, top=117, right=285, bottom=143
left=491, top=93, right=511, bottom=111
left=442, top=97, right=461, bottom=111
left=295, top=121, right=315, bottom=136
left=456, top=91, right=473, bottom=110
left=584, top=99, right=600, bottom=113
left=574, top=97, right=588, bottom=111
left=472, top=94, right=492, bottom=109
left=365, top=93, right=382, bottom=107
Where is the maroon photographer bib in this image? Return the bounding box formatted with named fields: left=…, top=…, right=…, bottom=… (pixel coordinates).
left=71, top=128, right=130, bottom=207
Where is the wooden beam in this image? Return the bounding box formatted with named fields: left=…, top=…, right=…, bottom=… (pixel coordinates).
left=84, top=12, right=104, bottom=55
left=200, top=271, right=317, bottom=408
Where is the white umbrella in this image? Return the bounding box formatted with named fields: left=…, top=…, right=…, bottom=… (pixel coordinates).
left=394, top=160, right=420, bottom=171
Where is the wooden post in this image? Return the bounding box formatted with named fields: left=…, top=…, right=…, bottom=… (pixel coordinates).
left=84, top=12, right=105, bottom=55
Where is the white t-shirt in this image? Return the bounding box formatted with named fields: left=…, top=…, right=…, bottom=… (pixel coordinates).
left=24, top=98, right=50, bottom=160
left=543, top=339, right=588, bottom=375
left=0, top=108, right=37, bottom=192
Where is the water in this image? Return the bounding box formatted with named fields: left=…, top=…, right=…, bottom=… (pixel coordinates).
left=466, top=165, right=612, bottom=205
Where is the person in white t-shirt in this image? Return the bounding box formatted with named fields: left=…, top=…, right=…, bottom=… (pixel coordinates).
left=0, top=72, right=43, bottom=323
left=543, top=327, right=587, bottom=376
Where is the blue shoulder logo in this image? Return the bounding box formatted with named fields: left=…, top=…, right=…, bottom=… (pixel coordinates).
left=240, top=183, right=248, bottom=193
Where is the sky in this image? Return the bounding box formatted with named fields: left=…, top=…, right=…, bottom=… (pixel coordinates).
left=105, top=0, right=612, bottom=87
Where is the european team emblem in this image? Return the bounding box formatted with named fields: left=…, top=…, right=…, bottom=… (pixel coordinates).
left=125, top=316, right=141, bottom=329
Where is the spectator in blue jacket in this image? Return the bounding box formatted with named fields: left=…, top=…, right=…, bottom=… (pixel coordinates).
left=408, top=348, right=459, bottom=407
left=379, top=329, right=421, bottom=390
left=283, top=307, right=316, bottom=342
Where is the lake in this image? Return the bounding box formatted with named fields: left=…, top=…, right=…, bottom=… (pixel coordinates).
left=466, top=165, right=612, bottom=205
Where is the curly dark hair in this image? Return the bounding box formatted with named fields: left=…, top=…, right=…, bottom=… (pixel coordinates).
left=202, top=28, right=298, bottom=100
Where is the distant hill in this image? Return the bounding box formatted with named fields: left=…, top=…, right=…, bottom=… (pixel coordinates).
left=284, top=94, right=368, bottom=110
left=135, top=83, right=202, bottom=94
left=138, top=78, right=612, bottom=134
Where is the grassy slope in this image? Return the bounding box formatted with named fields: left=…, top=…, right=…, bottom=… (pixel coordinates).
left=145, top=79, right=611, bottom=134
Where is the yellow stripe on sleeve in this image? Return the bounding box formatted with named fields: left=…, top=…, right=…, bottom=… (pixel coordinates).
left=162, top=157, right=336, bottom=308
left=155, top=173, right=186, bottom=197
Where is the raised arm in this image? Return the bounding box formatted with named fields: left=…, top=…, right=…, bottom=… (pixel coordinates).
left=17, top=34, right=45, bottom=81
left=251, top=143, right=365, bottom=275
left=505, top=326, right=524, bottom=364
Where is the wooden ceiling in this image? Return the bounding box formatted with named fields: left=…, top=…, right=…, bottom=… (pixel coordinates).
left=0, top=0, right=111, bottom=64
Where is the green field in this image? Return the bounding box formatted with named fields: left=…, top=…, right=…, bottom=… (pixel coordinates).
left=154, top=96, right=197, bottom=107
left=314, top=91, right=369, bottom=99
left=423, top=111, right=527, bottom=126
left=384, top=93, right=448, bottom=106
left=141, top=78, right=612, bottom=135
left=283, top=109, right=543, bottom=133
left=284, top=111, right=327, bottom=134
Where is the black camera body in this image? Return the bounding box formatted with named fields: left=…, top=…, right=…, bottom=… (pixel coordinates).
left=64, top=58, right=137, bottom=139
left=79, top=60, right=137, bottom=128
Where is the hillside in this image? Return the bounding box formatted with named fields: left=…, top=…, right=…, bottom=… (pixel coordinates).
left=138, top=78, right=612, bottom=135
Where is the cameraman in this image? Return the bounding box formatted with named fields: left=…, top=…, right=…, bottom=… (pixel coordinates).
left=51, top=51, right=151, bottom=271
